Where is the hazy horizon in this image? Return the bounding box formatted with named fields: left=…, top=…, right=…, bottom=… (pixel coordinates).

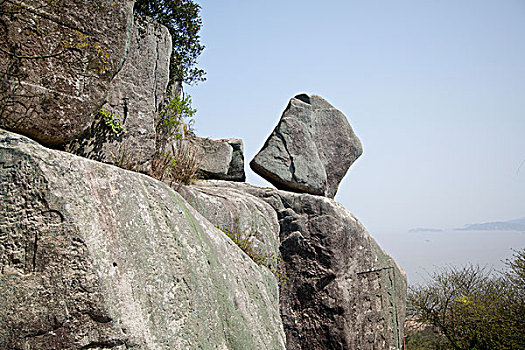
left=386, top=228, right=524, bottom=285
left=187, top=0, right=525, bottom=282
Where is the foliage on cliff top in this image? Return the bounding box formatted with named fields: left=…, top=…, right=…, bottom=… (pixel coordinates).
left=134, top=0, right=205, bottom=86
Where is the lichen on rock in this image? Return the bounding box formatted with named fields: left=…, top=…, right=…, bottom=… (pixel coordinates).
left=0, top=129, right=286, bottom=349
left=0, top=0, right=135, bottom=146
left=66, top=14, right=172, bottom=172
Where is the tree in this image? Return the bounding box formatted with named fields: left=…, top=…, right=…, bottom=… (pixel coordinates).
left=133, top=0, right=205, bottom=89
left=406, top=250, right=525, bottom=350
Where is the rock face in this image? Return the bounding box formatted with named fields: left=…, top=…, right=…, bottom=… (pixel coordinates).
left=178, top=184, right=280, bottom=262
left=184, top=137, right=246, bottom=181
left=66, top=15, right=172, bottom=172
left=0, top=129, right=286, bottom=350
left=180, top=181, right=407, bottom=350
left=250, top=94, right=363, bottom=198
left=0, top=0, right=135, bottom=146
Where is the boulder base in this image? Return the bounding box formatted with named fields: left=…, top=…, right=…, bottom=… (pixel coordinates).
left=182, top=180, right=407, bottom=350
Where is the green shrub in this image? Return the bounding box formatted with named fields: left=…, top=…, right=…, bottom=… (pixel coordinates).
left=407, top=249, right=525, bottom=350
left=99, top=107, right=126, bottom=135
left=160, top=93, right=196, bottom=140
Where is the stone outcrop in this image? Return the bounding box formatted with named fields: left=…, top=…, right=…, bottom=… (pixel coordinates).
left=0, top=129, right=286, bottom=349
left=184, top=137, right=246, bottom=181
left=180, top=181, right=407, bottom=350
left=0, top=1, right=406, bottom=349
left=0, top=0, right=135, bottom=146
left=66, top=15, right=172, bottom=172
left=250, top=94, right=363, bottom=198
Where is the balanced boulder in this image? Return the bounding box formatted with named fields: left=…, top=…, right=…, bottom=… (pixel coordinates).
left=250, top=94, right=362, bottom=198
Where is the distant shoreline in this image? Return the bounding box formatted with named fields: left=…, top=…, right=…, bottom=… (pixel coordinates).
left=455, top=222, right=525, bottom=232
left=409, top=217, right=525, bottom=233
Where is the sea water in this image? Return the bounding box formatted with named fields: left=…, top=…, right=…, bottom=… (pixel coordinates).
left=374, top=229, right=525, bottom=286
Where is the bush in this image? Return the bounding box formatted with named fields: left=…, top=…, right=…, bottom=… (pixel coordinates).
left=406, top=249, right=525, bottom=350
left=160, top=93, right=196, bottom=140
left=404, top=320, right=450, bottom=350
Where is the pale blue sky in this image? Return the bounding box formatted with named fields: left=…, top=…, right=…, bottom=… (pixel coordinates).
left=187, top=0, right=525, bottom=278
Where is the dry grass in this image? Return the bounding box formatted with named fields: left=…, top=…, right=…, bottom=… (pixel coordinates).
left=149, top=142, right=200, bottom=188
left=217, top=226, right=270, bottom=266
left=111, top=145, right=141, bottom=171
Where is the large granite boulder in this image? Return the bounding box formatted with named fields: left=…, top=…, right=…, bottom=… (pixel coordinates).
left=250, top=94, right=363, bottom=198
left=182, top=181, right=407, bottom=350
left=0, top=129, right=286, bottom=350
left=66, top=15, right=172, bottom=172
left=184, top=137, right=246, bottom=181
left=0, top=0, right=134, bottom=146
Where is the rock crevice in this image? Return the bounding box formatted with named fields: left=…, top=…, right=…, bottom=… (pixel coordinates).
left=180, top=180, right=407, bottom=350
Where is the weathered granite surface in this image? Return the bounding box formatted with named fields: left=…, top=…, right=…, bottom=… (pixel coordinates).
left=178, top=183, right=279, bottom=264
left=184, top=137, right=246, bottom=181
left=0, top=129, right=285, bottom=350
left=251, top=94, right=363, bottom=198
left=190, top=180, right=406, bottom=350
left=66, top=15, right=172, bottom=172
left=0, top=0, right=134, bottom=146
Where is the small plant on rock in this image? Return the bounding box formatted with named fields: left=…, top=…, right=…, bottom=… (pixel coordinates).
left=217, top=226, right=269, bottom=266
left=111, top=145, right=141, bottom=171
left=99, top=107, right=126, bottom=135
left=216, top=225, right=289, bottom=284
left=167, top=142, right=200, bottom=186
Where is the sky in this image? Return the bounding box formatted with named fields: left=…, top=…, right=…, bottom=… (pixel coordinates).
left=186, top=0, right=525, bottom=281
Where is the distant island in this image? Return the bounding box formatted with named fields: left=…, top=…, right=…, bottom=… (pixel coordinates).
left=456, top=217, right=525, bottom=232
left=409, top=228, right=443, bottom=233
